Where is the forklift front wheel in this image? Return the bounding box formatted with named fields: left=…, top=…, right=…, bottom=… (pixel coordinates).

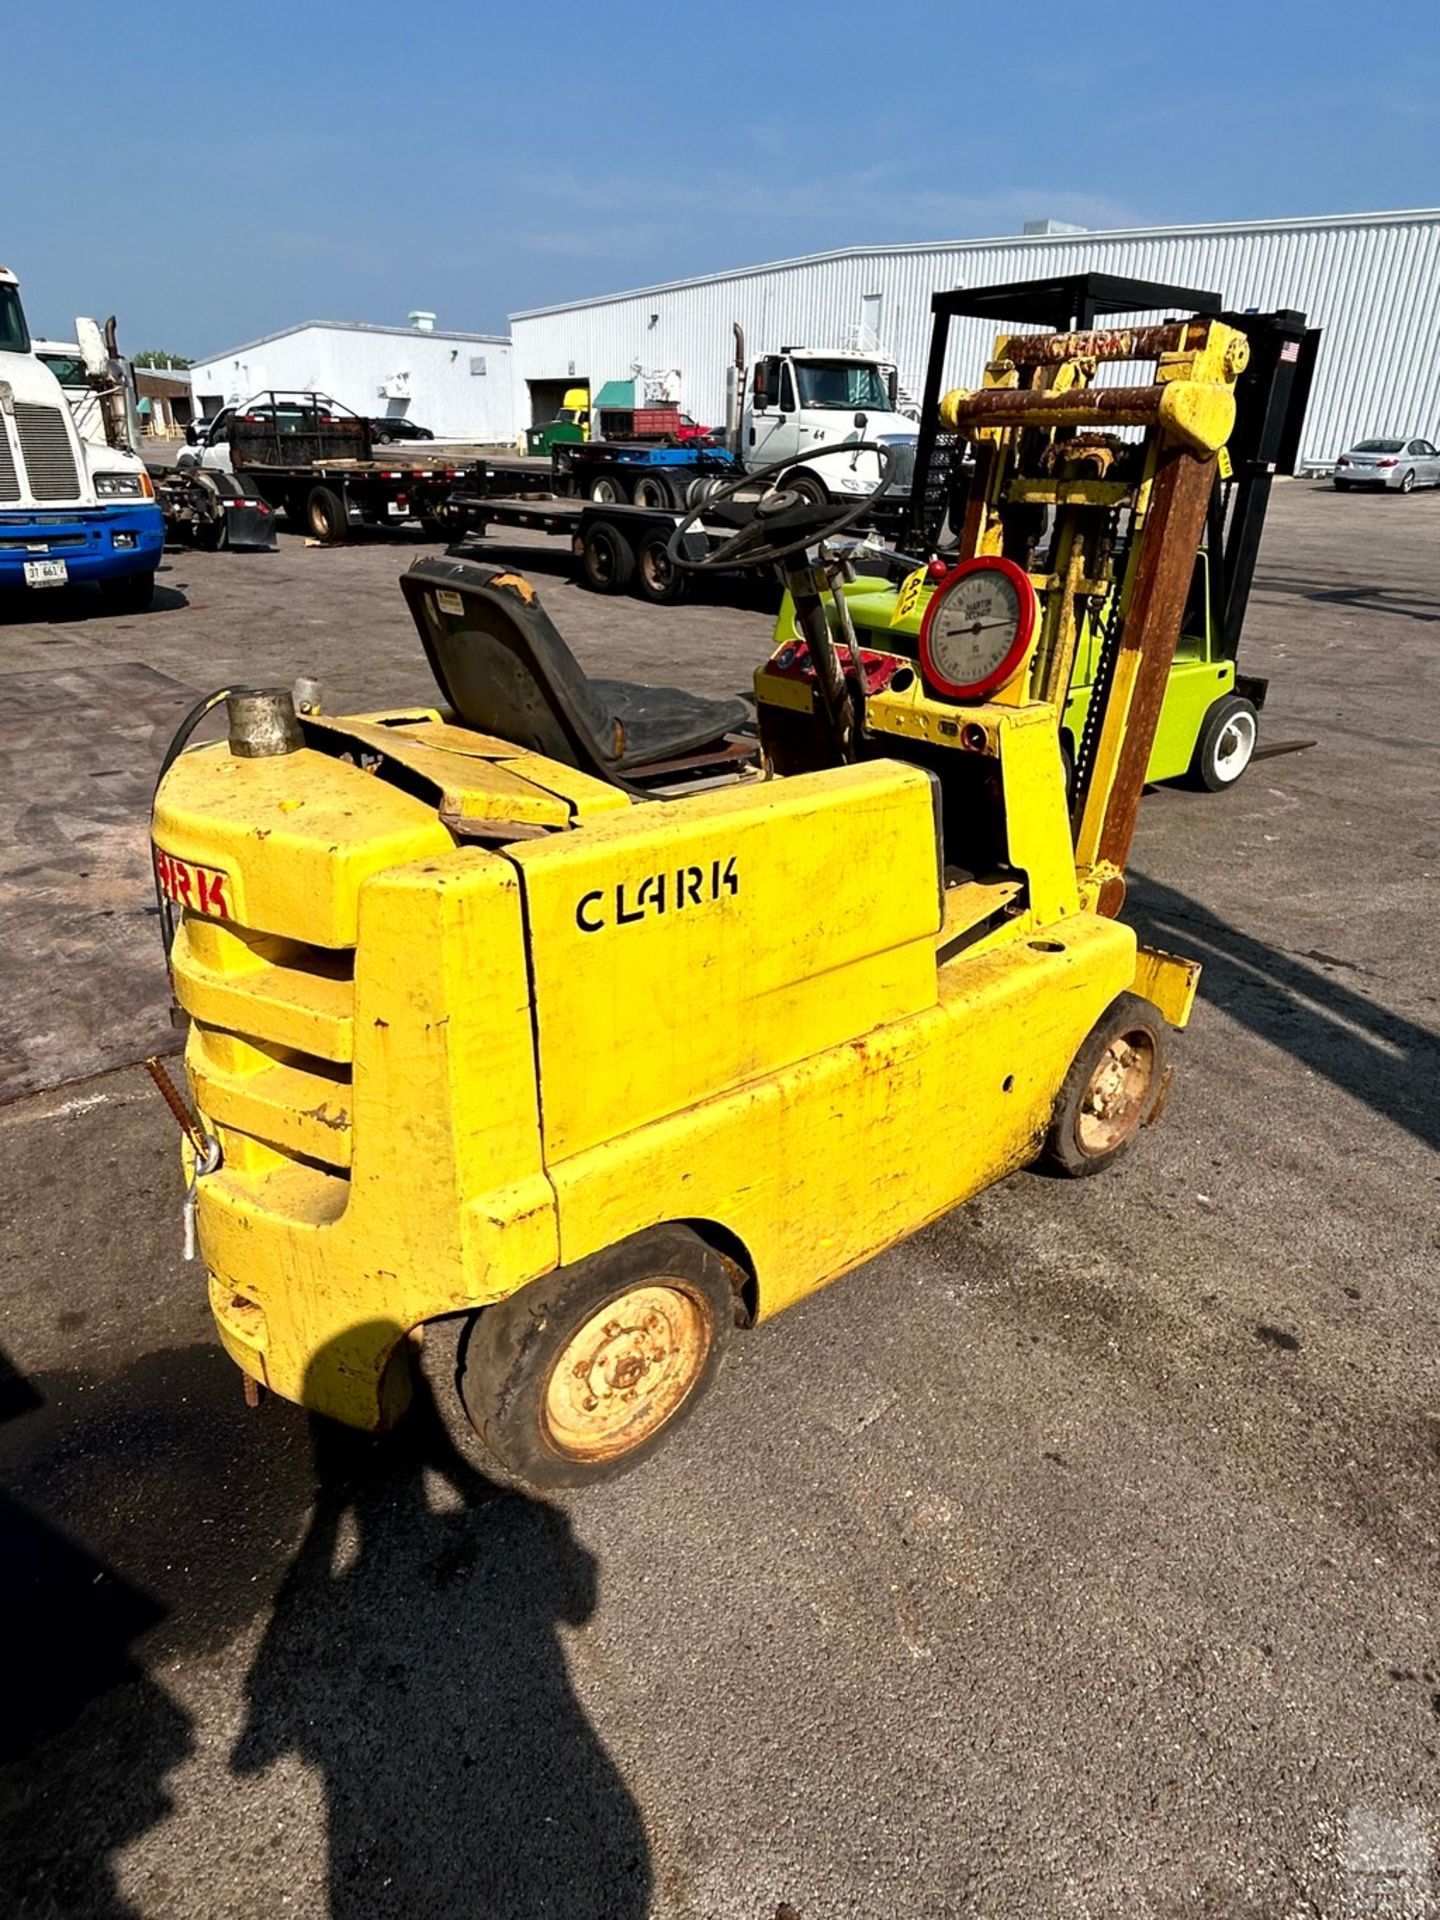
left=1042, top=993, right=1169, bottom=1179
left=457, top=1225, right=735, bottom=1488
left=1189, top=693, right=1258, bottom=791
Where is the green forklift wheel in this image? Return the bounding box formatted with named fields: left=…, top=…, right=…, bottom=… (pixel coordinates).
left=457, top=1225, right=735, bottom=1488
left=1042, top=993, right=1169, bottom=1179
left=1189, top=693, right=1258, bottom=791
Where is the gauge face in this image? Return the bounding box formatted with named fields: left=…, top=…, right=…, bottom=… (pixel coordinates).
left=919, top=556, right=1038, bottom=702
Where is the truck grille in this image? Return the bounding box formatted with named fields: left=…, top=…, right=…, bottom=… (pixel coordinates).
left=14, top=402, right=81, bottom=501
left=0, top=426, right=18, bottom=503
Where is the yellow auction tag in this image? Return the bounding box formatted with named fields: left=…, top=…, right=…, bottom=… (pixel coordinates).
left=1217, top=446, right=1233, bottom=481
left=891, top=565, right=928, bottom=626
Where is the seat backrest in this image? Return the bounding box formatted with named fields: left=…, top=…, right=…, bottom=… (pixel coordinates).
left=400, top=558, right=619, bottom=775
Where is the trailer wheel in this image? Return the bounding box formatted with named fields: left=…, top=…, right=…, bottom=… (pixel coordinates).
left=632, top=472, right=671, bottom=509
left=1042, top=992, right=1169, bottom=1178
left=1188, top=693, right=1258, bottom=791
left=635, top=532, right=687, bottom=604
left=580, top=521, right=634, bottom=594
left=590, top=474, right=626, bottom=504
left=307, top=485, right=349, bottom=544
left=457, top=1225, right=735, bottom=1488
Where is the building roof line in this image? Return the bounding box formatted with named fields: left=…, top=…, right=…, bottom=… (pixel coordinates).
left=507, top=206, right=1440, bottom=320
left=192, top=318, right=511, bottom=365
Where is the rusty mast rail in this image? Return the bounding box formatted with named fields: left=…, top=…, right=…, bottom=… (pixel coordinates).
left=995, top=320, right=1211, bottom=366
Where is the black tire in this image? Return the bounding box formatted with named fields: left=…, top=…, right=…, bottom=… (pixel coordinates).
left=457, top=1224, right=735, bottom=1488
left=1042, top=992, right=1169, bottom=1178
left=634, top=532, right=687, bottom=604
left=1399, top=469, right=1416, bottom=495
left=779, top=469, right=829, bottom=506
left=307, top=485, right=349, bottom=544
left=580, top=521, right=634, bottom=594
left=419, top=514, right=448, bottom=540
left=1332, top=479, right=1351, bottom=491
left=1188, top=692, right=1258, bottom=792
left=631, top=472, right=671, bottom=509
left=590, top=473, right=626, bottom=504
left=97, top=569, right=155, bottom=615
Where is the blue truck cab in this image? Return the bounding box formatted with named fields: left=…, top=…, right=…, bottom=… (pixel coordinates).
left=0, top=265, right=164, bottom=612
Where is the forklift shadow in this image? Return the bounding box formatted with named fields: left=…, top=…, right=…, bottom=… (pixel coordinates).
left=1127, top=873, right=1440, bottom=1152
left=232, top=1339, right=651, bottom=1920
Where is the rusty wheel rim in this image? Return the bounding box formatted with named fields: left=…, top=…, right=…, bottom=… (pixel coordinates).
left=542, top=1283, right=710, bottom=1463
left=1076, top=1028, right=1157, bottom=1156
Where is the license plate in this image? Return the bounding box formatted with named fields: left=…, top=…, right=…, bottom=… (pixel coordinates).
left=154, top=846, right=232, bottom=920
left=386, top=501, right=407, bottom=516
left=23, top=558, right=67, bottom=587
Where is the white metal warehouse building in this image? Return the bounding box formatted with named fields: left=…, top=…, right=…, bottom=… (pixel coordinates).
left=509, top=208, right=1440, bottom=468
left=188, top=317, right=513, bottom=442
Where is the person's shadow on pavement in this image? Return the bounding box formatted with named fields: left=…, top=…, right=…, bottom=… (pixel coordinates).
left=232, top=1337, right=651, bottom=1920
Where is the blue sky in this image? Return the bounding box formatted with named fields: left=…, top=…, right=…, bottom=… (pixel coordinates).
left=10, top=0, right=1438, bottom=357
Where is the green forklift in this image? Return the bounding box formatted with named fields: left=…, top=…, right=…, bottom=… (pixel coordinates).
left=776, top=273, right=1319, bottom=792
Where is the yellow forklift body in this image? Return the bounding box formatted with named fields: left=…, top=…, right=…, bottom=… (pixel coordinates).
left=157, top=724, right=1139, bottom=1429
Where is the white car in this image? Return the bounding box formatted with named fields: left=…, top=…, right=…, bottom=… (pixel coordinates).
left=1332, top=436, right=1440, bottom=492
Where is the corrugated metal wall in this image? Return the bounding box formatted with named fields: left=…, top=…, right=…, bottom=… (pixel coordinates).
left=510, top=212, right=1440, bottom=466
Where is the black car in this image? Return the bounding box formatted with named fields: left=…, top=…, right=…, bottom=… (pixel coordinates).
left=368, top=416, right=435, bottom=444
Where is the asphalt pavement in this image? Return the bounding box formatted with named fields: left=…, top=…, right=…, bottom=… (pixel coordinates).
left=1, top=486, right=1438, bottom=1918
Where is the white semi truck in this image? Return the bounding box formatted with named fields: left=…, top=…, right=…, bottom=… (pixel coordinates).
left=0, top=267, right=163, bottom=611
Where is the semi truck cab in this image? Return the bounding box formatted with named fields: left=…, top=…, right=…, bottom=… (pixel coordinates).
left=0, top=267, right=164, bottom=611
left=743, top=348, right=917, bottom=502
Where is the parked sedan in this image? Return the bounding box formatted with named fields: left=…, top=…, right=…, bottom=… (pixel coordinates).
left=1333, top=436, right=1440, bottom=492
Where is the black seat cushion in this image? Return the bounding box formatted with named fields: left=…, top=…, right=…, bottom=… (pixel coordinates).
left=399, top=557, right=750, bottom=780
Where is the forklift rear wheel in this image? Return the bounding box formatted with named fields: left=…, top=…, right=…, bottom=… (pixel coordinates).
left=580, top=522, right=634, bottom=594
left=1189, top=693, right=1258, bottom=791
left=635, top=533, right=687, bottom=604
left=590, top=475, right=626, bottom=504
left=307, top=486, right=350, bottom=544
left=632, top=473, right=671, bottom=509
left=1043, top=993, right=1168, bottom=1178
left=457, top=1225, right=735, bottom=1487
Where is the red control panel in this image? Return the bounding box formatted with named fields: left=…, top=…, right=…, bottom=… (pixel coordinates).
left=762, top=637, right=913, bottom=697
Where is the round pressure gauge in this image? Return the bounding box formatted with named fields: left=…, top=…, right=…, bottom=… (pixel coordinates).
left=918, top=555, right=1039, bottom=702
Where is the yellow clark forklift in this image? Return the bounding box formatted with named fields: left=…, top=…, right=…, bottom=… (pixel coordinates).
left=151, top=309, right=1245, bottom=1488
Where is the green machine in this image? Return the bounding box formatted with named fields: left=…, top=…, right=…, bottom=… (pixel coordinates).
left=778, top=274, right=1318, bottom=793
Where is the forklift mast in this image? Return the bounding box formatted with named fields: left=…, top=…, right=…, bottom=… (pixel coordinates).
left=905, top=274, right=1319, bottom=669
left=928, top=306, right=1250, bottom=915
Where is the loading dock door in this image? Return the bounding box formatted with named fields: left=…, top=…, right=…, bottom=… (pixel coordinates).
left=528, top=378, right=585, bottom=427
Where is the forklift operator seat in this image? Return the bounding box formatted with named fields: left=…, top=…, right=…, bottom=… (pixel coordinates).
left=400, top=557, right=751, bottom=782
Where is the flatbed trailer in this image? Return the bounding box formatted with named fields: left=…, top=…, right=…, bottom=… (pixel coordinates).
left=245, top=453, right=468, bottom=544
left=438, top=480, right=714, bottom=603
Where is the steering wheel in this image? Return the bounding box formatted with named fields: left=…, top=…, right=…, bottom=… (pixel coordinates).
left=666, top=440, right=900, bottom=572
